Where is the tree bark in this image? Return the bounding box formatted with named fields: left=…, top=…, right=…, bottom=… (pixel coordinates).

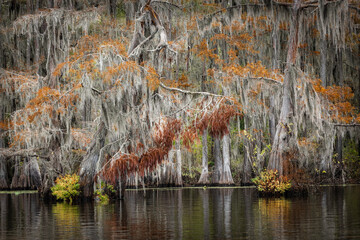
left=174, top=137, right=182, bottom=186
left=198, top=130, right=209, bottom=185
left=220, top=133, right=234, bottom=185
left=211, top=137, right=222, bottom=184
left=79, top=121, right=108, bottom=198
left=268, top=0, right=301, bottom=175
left=10, top=157, right=41, bottom=189
left=119, top=175, right=126, bottom=200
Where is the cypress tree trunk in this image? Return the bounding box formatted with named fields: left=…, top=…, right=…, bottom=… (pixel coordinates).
left=198, top=130, right=209, bottom=184
left=242, top=116, right=252, bottom=184
left=174, top=137, right=182, bottom=186
left=220, top=133, right=234, bottom=185
left=268, top=0, right=301, bottom=175
left=10, top=157, right=41, bottom=189
left=79, top=121, right=107, bottom=198
left=119, top=175, right=126, bottom=200
left=212, top=137, right=222, bottom=184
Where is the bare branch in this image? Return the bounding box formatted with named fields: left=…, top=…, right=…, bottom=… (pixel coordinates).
left=128, top=30, right=158, bottom=58
left=159, top=82, right=224, bottom=98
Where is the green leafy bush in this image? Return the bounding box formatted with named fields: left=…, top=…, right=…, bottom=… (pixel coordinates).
left=51, top=174, right=80, bottom=203
left=94, top=182, right=116, bottom=204
left=94, top=189, right=110, bottom=204
left=252, top=169, right=291, bottom=195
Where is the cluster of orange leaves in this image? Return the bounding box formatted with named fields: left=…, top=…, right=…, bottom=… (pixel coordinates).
left=193, top=39, right=219, bottom=62
left=312, top=79, right=360, bottom=124
left=25, top=87, right=60, bottom=123
left=223, top=61, right=283, bottom=83
left=212, top=20, right=257, bottom=59
left=54, top=35, right=129, bottom=86
left=146, top=66, right=161, bottom=91
left=99, top=118, right=182, bottom=185
left=0, top=120, right=12, bottom=130
left=24, top=84, right=80, bottom=124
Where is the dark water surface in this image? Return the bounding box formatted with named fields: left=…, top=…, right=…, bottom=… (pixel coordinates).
left=1, top=186, right=360, bottom=240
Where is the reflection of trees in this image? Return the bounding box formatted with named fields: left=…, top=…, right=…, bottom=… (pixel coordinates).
left=2, top=187, right=360, bottom=239
left=99, top=190, right=179, bottom=239
left=212, top=188, right=233, bottom=240
left=0, top=193, right=42, bottom=239
left=52, top=203, right=82, bottom=239
left=258, top=197, right=291, bottom=238
left=0, top=194, right=7, bottom=240
left=201, top=190, right=209, bottom=240
left=255, top=187, right=352, bottom=240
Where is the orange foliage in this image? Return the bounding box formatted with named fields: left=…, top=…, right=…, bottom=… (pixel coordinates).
left=193, top=39, right=219, bottom=62
left=146, top=66, right=160, bottom=91
left=177, top=73, right=192, bottom=88
left=0, top=120, right=12, bottom=130
left=312, top=79, right=358, bottom=123
left=186, top=16, right=197, bottom=31
left=223, top=61, right=283, bottom=82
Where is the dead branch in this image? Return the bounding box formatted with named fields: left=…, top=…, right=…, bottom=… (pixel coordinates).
left=128, top=30, right=158, bottom=58
left=159, top=82, right=224, bottom=98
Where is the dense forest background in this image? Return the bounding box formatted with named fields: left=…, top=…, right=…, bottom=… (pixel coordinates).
left=0, top=0, right=359, bottom=198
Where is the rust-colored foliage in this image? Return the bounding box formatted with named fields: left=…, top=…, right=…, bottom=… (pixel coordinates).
left=101, top=153, right=139, bottom=184
left=208, top=102, right=239, bottom=137
left=182, top=100, right=241, bottom=150
left=98, top=118, right=182, bottom=184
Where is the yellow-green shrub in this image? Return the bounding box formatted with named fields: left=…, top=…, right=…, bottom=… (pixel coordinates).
left=51, top=174, right=80, bottom=203
left=252, top=169, right=291, bottom=195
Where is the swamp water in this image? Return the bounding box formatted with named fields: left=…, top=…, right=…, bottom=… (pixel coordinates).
left=1, top=186, right=360, bottom=239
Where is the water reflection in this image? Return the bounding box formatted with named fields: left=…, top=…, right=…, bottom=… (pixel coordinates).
left=1, top=186, right=360, bottom=239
